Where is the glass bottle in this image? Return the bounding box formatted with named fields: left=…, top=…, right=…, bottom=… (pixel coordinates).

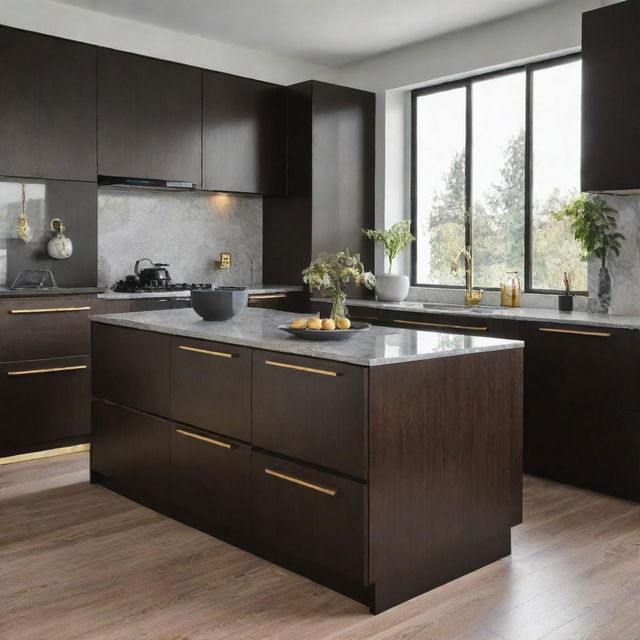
left=500, top=271, right=521, bottom=307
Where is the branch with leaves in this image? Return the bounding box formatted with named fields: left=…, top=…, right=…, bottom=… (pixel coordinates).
left=553, top=194, right=624, bottom=269
left=362, top=220, right=415, bottom=274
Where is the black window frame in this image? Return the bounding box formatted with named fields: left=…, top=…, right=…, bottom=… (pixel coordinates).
left=410, top=52, right=585, bottom=295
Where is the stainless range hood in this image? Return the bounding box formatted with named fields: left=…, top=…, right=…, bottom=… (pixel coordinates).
left=98, top=176, right=196, bottom=190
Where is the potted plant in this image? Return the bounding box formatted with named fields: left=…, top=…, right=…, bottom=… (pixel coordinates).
left=302, top=249, right=375, bottom=319
left=362, top=220, right=415, bottom=302
left=554, top=193, right=624, bottom=313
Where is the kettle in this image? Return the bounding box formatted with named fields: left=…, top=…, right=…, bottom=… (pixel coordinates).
left=134, top=258, right=172, bottom=287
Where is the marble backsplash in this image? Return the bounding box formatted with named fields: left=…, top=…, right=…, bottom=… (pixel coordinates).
left=98, top=188, right=262, bottom=286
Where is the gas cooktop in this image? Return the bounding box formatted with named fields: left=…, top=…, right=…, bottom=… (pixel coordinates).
left=112, top=281, right=213, bottom=293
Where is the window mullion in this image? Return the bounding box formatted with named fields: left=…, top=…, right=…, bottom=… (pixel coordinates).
left=524, top=66, right=533, bottom=292
left=465, top=81, right=473, bottom=254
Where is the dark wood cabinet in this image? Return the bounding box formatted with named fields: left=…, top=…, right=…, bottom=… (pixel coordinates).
left=103, top=299, right=132, bottom=314
left=92, top=399, right=170, bottom=507
left=92, top=323, right=170, bottom=417
left=170, top=337, right=251, bottom=441
left=98, top=49, right=202, bottom=185
left=263, top=81, right=375, bottom=283
left=0, top=355, right=91, bottom=456
left=0, top=27, right=97, bottom=181
left=252, top=451, right=367, bottom=585
left=203, top=72, right=286, bottom=194
left=248, top=291, right=307, bottom=312
left=252, top=350, right=369, bottom=479
left=581, top=0, right=640, bottom=192
left=171, top=425, right=250, bottom=535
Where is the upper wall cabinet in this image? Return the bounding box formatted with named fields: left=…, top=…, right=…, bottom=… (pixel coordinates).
left=0, top=28, right=97, bottom=182
left=203, top=72, right=286, bottom=195
left=98, top=50, right=202, bottom=186
left=581, top=0, right=640, bottom=193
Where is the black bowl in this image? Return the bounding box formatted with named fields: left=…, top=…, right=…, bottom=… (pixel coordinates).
left=191, top=288, right=248, bottom=321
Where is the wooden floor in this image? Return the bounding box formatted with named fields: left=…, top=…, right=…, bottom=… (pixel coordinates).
left=1, top=453, right=639, bottom=640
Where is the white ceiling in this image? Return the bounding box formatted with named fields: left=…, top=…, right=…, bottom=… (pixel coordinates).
left=53, top=0, right=564, bottom=68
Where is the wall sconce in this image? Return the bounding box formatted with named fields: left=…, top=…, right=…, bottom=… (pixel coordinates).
left=16, top=184, right=32, bottom=243
left=47, top=218, right=73, bottom=259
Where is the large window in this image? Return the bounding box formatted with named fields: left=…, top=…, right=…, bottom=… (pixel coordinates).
left=413, top=55, right=585, bottom=292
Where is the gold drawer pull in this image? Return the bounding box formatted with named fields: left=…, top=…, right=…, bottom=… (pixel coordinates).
left=264, top=468, right=337, bottom=497
left=9, top=306, right=91, bottom=314
left=175, top=429, right=232, bottom=449
left=539, top=327, right=612, bottom=338
left=178, top=345, right=236, bottom=358
left=7, top=364, right=88, bottom=377
left=265, top=360, right=340, bottom=377
left=249, top=293, right=287, bottom=300
left=394, top=319, right=488, bottom=331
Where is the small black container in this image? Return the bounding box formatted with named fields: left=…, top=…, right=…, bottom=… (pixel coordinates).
left=558, top=294, right=573, bottom=311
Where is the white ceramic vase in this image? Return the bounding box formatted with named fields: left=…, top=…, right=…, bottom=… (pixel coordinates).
left=374, top=274, right=410, bottom=302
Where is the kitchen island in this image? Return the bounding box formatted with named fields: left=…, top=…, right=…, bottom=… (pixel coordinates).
left=90, top=307, right=523, bottom=613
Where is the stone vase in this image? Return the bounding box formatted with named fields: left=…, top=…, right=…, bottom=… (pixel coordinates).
left=590, top=265, right=611, bottom=314
left=374, top=274, right=410, bottom=302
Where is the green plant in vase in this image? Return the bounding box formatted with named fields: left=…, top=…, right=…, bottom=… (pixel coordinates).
left=302, top=249, right=375, bottom=319
left=362, top=220, right=415, bottom=301
left=554, top=193, right=624, bottom=313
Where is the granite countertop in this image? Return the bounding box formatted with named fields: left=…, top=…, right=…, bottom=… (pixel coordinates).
left=99, top=284, right=303, bottom=300
left=90, top=307, right=522, bottom=367
left=0, top=286, right=106, bottom=298
left=311, top=297, right=640, bottom=331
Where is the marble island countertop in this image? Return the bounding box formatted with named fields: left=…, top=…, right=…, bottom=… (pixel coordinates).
left=90, top=307, right=522, bottom=367
left=312, top=297, right=640, bottom=331
left=99, top=284, right=303, bottom=300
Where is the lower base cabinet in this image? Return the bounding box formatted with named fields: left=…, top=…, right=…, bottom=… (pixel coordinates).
left=251, top=451, right=368, bottom=585
left=0, top=356, right=91, bottom=456
left=170, top=425, right=250, bottom=535
left=92, top=400, right=170, bottom=508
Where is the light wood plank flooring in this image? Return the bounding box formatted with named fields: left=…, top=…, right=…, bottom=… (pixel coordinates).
left=1, top=452, right=638, bottom=640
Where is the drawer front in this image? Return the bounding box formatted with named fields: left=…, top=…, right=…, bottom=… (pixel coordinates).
left=103, top=299, right=132, bottom=314
left=310, top=300, right=382, bottom=324
left=92, top=323, right=170, bottom=417
left=0, top=355, right=90, bottom=455
left=252, top=350, right=368, bottom=478
left=382, top=310, right=515, bottom=338
left=248, top=292, right=289, bottom=310
left=92, top=399, right=170, bottom=506
left=252, top=452, right=367, bottom=584
left=0, top=297, right=101, bottom=361
left=523, top=323, right=639, bottom=412
left=171, top=425, right=250, bottom=534
left=130, top=298, right=175, bottom=312
left=170, top=338, right=251, bottom=441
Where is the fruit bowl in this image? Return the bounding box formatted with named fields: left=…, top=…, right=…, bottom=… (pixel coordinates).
left=278, top=322, right=371, bottom=341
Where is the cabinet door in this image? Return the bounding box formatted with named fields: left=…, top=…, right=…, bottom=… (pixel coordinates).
left=92, top=323, right=170, bottom=417
left=252, top=350, right=368, bottom=478
left=582, top=2, right=640, bottom=192
left=130, top=298, right=174, bottom=312
left=171, top=425, right=250, bottom=534
left=0, top=356, right=90, bottom=456
left=252, top=451, right=367, bottom=584
left=103, top=299, right=133, bottom=314
left=0, top=27, right=97, bottom=181
left=0, top=296, right=102, bottom=362
left=92, top=399, right=170, bottom=507
left=203, top=72, right=286, bottom=194
left=98, top=49, right=202, bottom=185
left=170, top=337, right=251, bottom=441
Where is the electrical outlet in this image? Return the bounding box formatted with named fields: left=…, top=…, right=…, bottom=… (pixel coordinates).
left=220, top=252, right=232, bottom=269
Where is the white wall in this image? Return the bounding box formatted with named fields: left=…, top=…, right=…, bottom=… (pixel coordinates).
left=338, top=0, right=615, bottom=276
left=0, top=0, right=338, bottom=85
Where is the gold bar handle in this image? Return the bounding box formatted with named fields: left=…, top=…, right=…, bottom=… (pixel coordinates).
left=249, top=293, right=287, bottom=301
left=178, top=345, right=236, bottom=358
left=7, top=364, right=88, bottom=377
left=394, top=319, right=488, bottom=331
left=539, top=327, right=612, bottom=338
left=264, top=468, right=337, bottom=497
left=265, top=360, right=340, bottom=377
left=175, top=429, right=232, bottom=449
left=9, top=306, right=91, bottom=314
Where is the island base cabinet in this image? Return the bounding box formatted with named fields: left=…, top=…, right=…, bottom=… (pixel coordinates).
left=251, top=452, right=368, bottom=588
left=170, top=425, right=250, bottom=536
left=91, top=400, right=170, bottom=509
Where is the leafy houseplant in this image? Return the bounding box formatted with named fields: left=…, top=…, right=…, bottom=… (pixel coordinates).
left=302, top=249, right=375, bottom=319
left=554, top=193, right=624, bottom=313
left=362, top=220, right=416, bottom=302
